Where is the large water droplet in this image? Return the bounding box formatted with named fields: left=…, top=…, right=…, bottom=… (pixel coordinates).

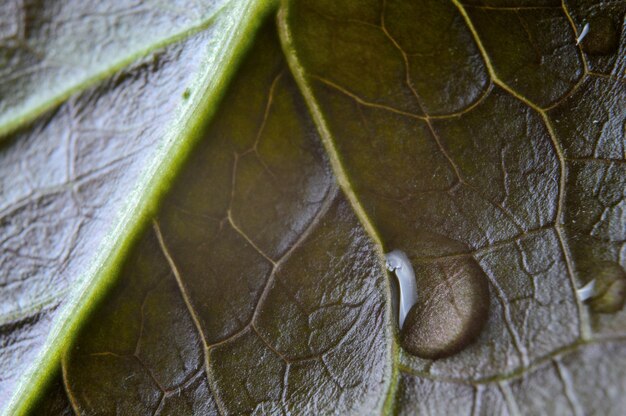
left=587, top=261, right=626, bottom=314
left=399, top=256, right=489, bottom=359
left=581, top=15, right=619, bottom=56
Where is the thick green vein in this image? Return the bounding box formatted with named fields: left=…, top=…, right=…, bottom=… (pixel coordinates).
left=277, top=4, right=400, bottom=414
left=5, top=0, right=275, bottom=414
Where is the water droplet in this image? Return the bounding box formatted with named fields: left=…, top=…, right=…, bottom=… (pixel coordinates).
left=399, top=256, right=489, bottom=359
left=587, top=262, right=626, bottom=314
left=581, top=15, right=619, bottom=56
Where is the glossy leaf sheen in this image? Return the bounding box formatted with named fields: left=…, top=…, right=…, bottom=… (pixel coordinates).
left=4, top=0, right=626, bottom=414
left=0, top=0, right=228, bottom=137
left=283, top=0, right=626, bottom=412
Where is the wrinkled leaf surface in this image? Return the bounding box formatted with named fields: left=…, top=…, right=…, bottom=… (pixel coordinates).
left=3, top=0, right=626, bottom=414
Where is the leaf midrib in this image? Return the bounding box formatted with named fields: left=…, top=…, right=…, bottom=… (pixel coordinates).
left=5, top=0, right=275, bottom=413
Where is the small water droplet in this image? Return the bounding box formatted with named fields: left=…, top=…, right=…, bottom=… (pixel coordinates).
left=581, top=15, right=619, bottom=56
left=399, top=256, right=489, bottom=359
left=587, top=262, right=626, bottom=314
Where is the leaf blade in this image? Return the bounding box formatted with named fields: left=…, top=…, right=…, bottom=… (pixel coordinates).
left=3, top=0, right=274, bottom=413
left=55, top=22, right=394, bottom=415
left=280, top=0, right=625, bottom=412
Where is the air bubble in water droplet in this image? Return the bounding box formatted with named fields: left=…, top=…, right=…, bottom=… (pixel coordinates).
left=385, top=250, right=418, bottom=329
left=576, top=23, right=590, bottom=45
left=581, top=15, right=619, bottom=56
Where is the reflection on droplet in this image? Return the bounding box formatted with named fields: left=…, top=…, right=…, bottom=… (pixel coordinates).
left=385, top=250, right=418, bottom=329
left=399, top=256, right=489, bottom=359
left=581, top=15, right=619, bottom=56
left=587, top=262, right=626, bottom=314
left=576, top=23, right=590, bottom=45
left=577, top=279, right=596, bottom=301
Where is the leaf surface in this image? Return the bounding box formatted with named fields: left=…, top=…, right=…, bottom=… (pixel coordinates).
left=3, top=0, right=626, bottom=414
left=0, top=0, right=230, bottom=138
left=280, top=0, right=626, bottom=412
left=44, top=25, right=393, bottom=415
left=0, top=0, right=273, bottom=413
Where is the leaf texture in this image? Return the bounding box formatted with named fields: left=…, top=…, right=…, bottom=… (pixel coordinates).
left=44, top=25, right=393, bottom=415
left=0, top=0, right=272, bottom=413
left=3, top=0, right=626, bottom=414
left=1, top=29, right=211, bottom=408
left=281, top=0, right=626, bottom=413
left=0, top=0, right=229, bottom=138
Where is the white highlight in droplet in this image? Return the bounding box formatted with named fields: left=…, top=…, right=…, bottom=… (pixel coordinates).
left=577, top=279, right=596, bottom=302
left=385, top=250, right=418, bottom=329
left=576, top=22, right=590, bottom=45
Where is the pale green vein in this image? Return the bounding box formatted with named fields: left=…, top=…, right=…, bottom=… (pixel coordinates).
left=5, top=0, right=274, bottom=414
left=277, top=4, right=400, bottom=415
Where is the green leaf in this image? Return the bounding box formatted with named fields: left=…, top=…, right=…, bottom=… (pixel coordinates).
left=280, top=0, right=626, bottom=413
left=0, top=0, right=274, bottom=413
left=4, top=0, right=626, bottom=414
left=30, top=23, right=395, bottom=415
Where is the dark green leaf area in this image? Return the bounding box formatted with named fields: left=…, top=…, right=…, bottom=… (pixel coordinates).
left=464, top=4, right=584, bottom=107
left=290, top=0, right=489, bottom=115
left=284, top=0, right=626, bottom=385
left=57, top=23, right=392, bottom=415
left=549, top=76, right=625, bottom=160
left=64, top=230, right=211, bottom=415
left=582, top=14, right=620, bottom=56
